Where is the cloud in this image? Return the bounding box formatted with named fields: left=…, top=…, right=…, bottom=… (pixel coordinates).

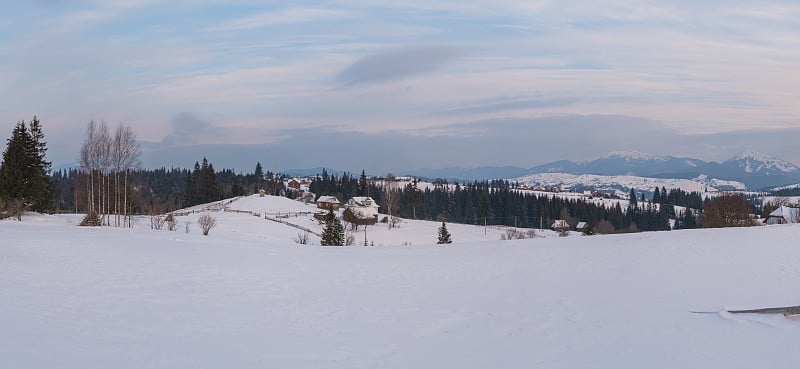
left=161, top=112, right=222, bottom=146
left=336, top=45, right=464, bottom=86
left=208, top=8, right=353, bottom=32
left=432, top=97, right=582, bottom=116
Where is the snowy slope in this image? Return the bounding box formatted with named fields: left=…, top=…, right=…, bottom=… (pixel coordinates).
left=729, top=151, right=799, bottom=174
left=3, top=208, right=800, bottom=368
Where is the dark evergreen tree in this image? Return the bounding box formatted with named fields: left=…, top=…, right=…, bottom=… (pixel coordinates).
left=27, top=117, right=54, bottom=211
left=628, top=188, right=637, bottom=209
left=254, top=162, right=264, bottom=179
left=437, top=220, right=452, bottom=244
left=358, top=169, right=369, bottom=196
left=0, top=118, right=54, bottom=213
left=321, top=211, right=344, bottom=246
left=182, top=158, right=224, bottom=207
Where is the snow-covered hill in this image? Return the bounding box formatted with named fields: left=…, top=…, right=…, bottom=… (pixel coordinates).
left=3, top=204, right=800, bottom=368
left=512, top=172, right=746, bottom=196
left=524, top=151, right=800, bottom=190
left=528, top=151, right=709, bottom=177
left=728, top=151, right=799, bottom=174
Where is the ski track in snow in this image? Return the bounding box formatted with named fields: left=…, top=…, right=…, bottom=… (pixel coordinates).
left=3, top=195, right=800, bottom=368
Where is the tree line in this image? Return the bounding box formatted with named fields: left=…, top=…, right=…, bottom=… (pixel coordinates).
left=0, top=118, right=766, bottom=233
left=309, top=172, right=708, bottom=234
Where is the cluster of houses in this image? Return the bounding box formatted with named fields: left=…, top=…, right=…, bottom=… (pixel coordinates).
left=312, top=195, right=380, bottom=225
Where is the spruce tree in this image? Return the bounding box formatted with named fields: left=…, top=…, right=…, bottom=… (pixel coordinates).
left=0, top=119, right=53, bottom=213
left=27, top=116, right=54, bottom=211
left=358, top=169, right=369, bottom=196
left=254, top=162, right=264, bottom=179
left=437, top=220, right=452, bottom=244
left=0, top=122, right=31, bottom=203
left=321, top=211, right=344, bottom=246
left=628, top=188, right=638, bottom=209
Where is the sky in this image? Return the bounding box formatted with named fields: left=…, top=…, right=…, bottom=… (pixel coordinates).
left=1, top=0, right=800, bottom=173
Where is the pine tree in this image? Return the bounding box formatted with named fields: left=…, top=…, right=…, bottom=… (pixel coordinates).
left=0, top=119, right=53, bottom=213
left=254, top=162, right=264, bottom=179
left=321, top=211, right=344, bottom=246
left=27, top=116, right=54, bottom=212
left=628, top=188, right=638, bottom=209
left=437, top=220, right=452, bottom=244
left=358, top=169, right=369, bottom=196
left=182, top=158, right=224, bottom=207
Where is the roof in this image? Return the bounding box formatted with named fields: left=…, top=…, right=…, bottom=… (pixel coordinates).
left=347, top=197, right=379, bottom=208
left=767, top=206, right=800, bottom=223
left=551, top=219, right=570, bottom=229
left=316, top=196, right=340, bottom=204
left=576, top=222, right=588, bottom=229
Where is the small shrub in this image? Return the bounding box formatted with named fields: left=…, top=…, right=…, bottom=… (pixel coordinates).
left=150, top=215, right=166, bottom=230
left=500, top=228, right=536, bottom=240
left=4, top=198, right=25, bottom=221
left=437, top=221, right=453, bottom=244
left=166, top=214, right=178, bottom=231
left=293, top=232, right=311, bottom=245
left=184, top=221, right=191, bottom=234
left=198, top=214, right=217, bottom=236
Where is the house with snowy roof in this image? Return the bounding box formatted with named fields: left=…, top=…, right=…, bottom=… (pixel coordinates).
left=765, top=206, right=800, bottom=225
left=316, top=196, right=341, bottom=211
left=342, top=197, right=380, bottom=227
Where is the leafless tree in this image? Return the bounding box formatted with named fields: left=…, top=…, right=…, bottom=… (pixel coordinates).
left=79, top=122, right=140, bottom=228
left=703, top=194, right=755, bottom=228
left=594, top=220, right=616, bottom=235
left=501, top=228, right=536, bottom=240
left=5, top=198, right=24, bottom=221
left=150, top=215, right=166, bottom=230
left=382, top=174, right=400, bottom=229
left=118, top=125, right=141, bottom=228
left=184, top=221, right=192, bottom=234
left=293, top=232, right=311, bottom=245
left=166, top=214, right=178, bottom=231
left=198, top=214, right=217, bottom=236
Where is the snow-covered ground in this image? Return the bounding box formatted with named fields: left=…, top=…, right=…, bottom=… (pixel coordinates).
left=3, top=196, right=800, bottom=368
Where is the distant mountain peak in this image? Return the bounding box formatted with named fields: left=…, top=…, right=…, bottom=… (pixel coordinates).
left=726, top=151, right=799, bottom=174
left=599, top=151, right=669, bottom=162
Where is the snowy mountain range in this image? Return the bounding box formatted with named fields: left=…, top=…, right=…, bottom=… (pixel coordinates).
left=404, top=151, right=800, bottom=190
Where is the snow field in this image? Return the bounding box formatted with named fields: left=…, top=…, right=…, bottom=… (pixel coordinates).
left=3, top=197, right=800, bottom=368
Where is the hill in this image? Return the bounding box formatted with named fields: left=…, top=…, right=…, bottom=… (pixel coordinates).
left=3, top=200, right=800, bottom=368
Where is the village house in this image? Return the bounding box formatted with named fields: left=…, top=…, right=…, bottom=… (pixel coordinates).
left=342, top=196, right=380, bottom=227
left=287, top=178, right=302, bottom=190
left=316, top=196, right=341, bottom=212
left=765, top=206, right=800, bottom=225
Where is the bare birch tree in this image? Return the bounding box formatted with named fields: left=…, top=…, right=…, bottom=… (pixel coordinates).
left=382, top=174, right=400, bottom=229
left=118, top=125, right=140, bottom=228
left=79, top=121, right=140, bottom=227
